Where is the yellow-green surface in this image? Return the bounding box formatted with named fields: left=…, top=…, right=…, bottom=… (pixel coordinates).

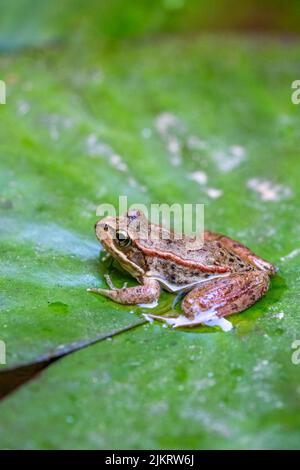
left=0, top=0, right=300, bottom=450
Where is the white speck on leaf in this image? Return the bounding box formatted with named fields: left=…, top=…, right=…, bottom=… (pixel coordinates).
left=167, top=137, right=181, bottom=155
left=154, top=112, right=181, bottom=134
left=85, top=135, right=129, bottom=173
left=85, top=134, right=112, bottom=157
left=187, top=135, right=207, bottom=151
left=128, top=176, right=147, bottom=193
left=280, top=248, right=300, bottom=262
left=44, top=114, right=73, bottom=141
left=154, top=112, right=183, bottom=166
left=150, top=401, right=169, bottom=414
left=230, top=145, right=246, bottom=158
left=212, top=146, right=246, bottom=172
left=253, top=359, right=269, bottom=373
left=188, top=171, right=208, bottom=185
left=272, top=312, right=285, bottom=319
left=17, top=100, right=30, bottom=115
left=195, top=378, right=216, bottom=390
left=206, top=188, right=223, bottom=199
left=142, top=128, right=152, bottom=139
left=109, top=154, right=128, bottom=172
left=247, top=178, right=292, bottom=202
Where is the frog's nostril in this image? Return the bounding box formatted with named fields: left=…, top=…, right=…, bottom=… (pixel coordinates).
left=95, top=221, right=109, bottom=231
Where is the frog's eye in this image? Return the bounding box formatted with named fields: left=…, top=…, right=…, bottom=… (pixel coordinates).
left=115, top=230, right=131, bottom=247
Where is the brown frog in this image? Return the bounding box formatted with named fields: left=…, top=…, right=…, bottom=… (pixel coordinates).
left=88, top=210, right=276, bottom=328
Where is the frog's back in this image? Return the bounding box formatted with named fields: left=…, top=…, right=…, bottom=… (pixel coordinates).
left=137, top=238, right=254, bottom=290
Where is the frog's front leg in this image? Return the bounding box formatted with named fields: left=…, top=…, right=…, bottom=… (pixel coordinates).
left=204, top=230, right=276, bottom=275
left=182, top=271, right=269, bottom=320
left=87, top=277, right=160, bottom=305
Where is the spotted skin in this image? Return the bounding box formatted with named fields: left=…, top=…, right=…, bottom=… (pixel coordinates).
left=88, top=211, right=276, bottom=326
left=182, top=271, right=270, bottom=319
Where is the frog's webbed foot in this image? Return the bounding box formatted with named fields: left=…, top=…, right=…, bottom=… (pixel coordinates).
left=144, top=312, right=234, bottom=331
left=87, top=277, right=160, bottom=305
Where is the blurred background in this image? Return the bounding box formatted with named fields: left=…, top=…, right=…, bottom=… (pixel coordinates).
left=1, top=0, right=300, bottom=51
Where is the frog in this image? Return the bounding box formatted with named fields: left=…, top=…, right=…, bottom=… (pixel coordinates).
left=88, top=210, right=276, bottom=328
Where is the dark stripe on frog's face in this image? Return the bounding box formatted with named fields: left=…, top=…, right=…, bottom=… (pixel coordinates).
left=95, top=216, right=145, bottom=279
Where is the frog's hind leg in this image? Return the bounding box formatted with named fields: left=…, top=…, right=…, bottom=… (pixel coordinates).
left=204, top=230, right=276, bottom=275
left=87, top=277, right=160, bottom=305
left=182, top=271, right=270, bottom=321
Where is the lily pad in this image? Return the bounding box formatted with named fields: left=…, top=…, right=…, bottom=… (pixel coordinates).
left=1, top=34, right=300, bottom=369
left=0, top=322, right=300, bottom=449
left=1, top=0, right=300, bottom=449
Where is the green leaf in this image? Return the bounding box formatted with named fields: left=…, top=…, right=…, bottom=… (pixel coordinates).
left=1, top=1, right=300, bottom=448
left=0, top=323, right=300, bottom=449
left=1, top=35, right=300, bottom=369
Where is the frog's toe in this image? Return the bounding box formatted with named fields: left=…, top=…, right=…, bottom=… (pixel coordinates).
left=143, top=313, right=189, bottom=328
left=104, top=274, right=117, bottom=290
left=87, top=287, right=109, bottom=295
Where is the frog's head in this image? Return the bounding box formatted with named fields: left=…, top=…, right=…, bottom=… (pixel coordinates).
left=95, top=210, right=149, bottom=278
